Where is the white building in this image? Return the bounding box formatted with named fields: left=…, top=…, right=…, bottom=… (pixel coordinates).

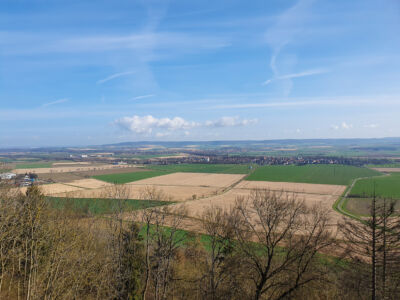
left=0, top=173, right=16, bottom=180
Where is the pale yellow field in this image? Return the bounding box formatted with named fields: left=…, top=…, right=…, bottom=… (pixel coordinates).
left=128, top=172, right=245, bottom=187
left=13, top=164, right=138, bottom=174
left=52, top=162, right=90, bottom=166
left=169, top=187, right=342, bottom=224
left=372, top=167, right=400, bottom=173
left=236, top=180, right=346, bottom=196
left=20, top=183, right=85, bottom=195
left=52, top=184, right=220, bottom=201
left=66, top=178, right=112, bottom=189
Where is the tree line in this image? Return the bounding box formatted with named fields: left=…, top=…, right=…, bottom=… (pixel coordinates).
left=0, top=184, right=399, bottom=299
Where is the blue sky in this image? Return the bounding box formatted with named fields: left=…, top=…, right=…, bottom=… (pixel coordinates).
left=1, top=0, right=400, bottom=147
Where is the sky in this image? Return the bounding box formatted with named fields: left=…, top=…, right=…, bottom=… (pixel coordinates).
left=1, top=0, right=400, bottom=147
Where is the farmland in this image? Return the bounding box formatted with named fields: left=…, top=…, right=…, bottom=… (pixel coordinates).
left=345, top=197, right=400, bottom=216
left=128, top=172, right=245, bottom=188
left=13, top=164, right=137, bottom=174
left=246, top=164, right=380, bottom=185
left=349, top=172, right=400, bottom=199
left=58, top=184, right=219, bottom=202
left=147, top=163, right=255, bottom=174
left=93, top=170, right=169, bottom=184
left=15, top=161, right=53, bottom=169
left=47, top=197, right=172, bottom=215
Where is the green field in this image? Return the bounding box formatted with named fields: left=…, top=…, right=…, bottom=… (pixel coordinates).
left=47, top=197, right=172, bottom=215
left=93, top=170, right=169, bottom=184
left=147, top=163, right=255, bottom=174
left=16, top=162, right=53, bottom=169
left=246, top=164, right=381, bottom=185
left=349, top=173, right=400, bottom=199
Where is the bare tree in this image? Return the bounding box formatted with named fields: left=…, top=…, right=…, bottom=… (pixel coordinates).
left=103, top=183, right=144, bottom=299
left=0, top=185, right=112, bottom=299
left=139, top=186, right=186, bottom=300
left=198, top=206, right=242, bottom=300
left=233, top=189, right=334, bottom=300
left=340, top=195, right=400, bottom=300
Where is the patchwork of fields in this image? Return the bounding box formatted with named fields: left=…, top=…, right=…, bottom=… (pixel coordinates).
left=18, top=163, right=396, bottom=220
left=93, top=170, right=168, bottom=184
left=349, top=173, right=400, bottom=199
left=46, top=197, right=172, bottom=215
left=246, top=164, right=380, bottom=185
left=147, top=163, right=254, bottom=174
left=13, top=164, right=138, bottom=174
left=345, top=198, right=400, bottom=216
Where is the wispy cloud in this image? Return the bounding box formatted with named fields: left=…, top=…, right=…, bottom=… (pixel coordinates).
left=265, top=0, right=316, bottom=94
left=41, top=98, right=69, bottom=107
left=262, top=69, right=328, bottom=85
left=97, top=71, right=135, bottom=84
left=2, top=32, right=229, bottom=57
left=210, top=96, right=400, bottom=109
left=131, top=94, right=155, bottom=101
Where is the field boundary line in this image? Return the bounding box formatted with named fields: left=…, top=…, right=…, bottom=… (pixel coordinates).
left=332, top=172, right=389, bottom=220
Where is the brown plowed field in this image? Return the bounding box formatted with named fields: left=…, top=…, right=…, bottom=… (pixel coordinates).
left=236, top=181, right=346, bottom=196
left=128, top=172, right=245, bottom=187
left=167, top=187, right=343, bottom=225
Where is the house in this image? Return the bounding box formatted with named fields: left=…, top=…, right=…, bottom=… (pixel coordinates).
left=0, top=173, right=16, bottom=180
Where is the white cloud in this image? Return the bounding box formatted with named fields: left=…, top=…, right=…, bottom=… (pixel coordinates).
left=97, top=71, right=135, bottom=84
left=131, top=94, right=155, bottom=101
left=114, top=115, right=198, bottom=134
left=331, top=121, right=353, bottom=130
left=41, top=98, right=69, bottom=107
left=341, top=122, right=352, bottom=129
left=331, top=125, right=339, bottom=130
left=205, top=116, right=258, bottom=127
left=114, top=115, right=257, bottom=136
left=155, top=132, right=171, bottom=138
left=364, top=123, right=379, bottom=128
